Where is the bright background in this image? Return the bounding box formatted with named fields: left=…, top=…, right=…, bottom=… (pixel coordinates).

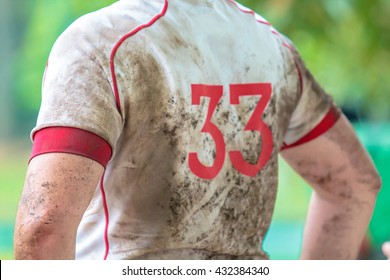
left=0, top=0, right=389, bottom=260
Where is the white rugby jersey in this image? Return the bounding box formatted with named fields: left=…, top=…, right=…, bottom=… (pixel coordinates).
left=31, top=0, right=340, bottom=259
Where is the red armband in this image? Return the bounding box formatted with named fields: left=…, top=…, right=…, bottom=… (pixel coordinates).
left=30, top=127, right=112, bottom=167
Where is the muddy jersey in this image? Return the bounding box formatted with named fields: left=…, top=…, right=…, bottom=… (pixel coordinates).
left=31, top=0, right=339, bottom=259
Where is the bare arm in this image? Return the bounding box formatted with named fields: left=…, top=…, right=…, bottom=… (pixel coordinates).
left=14, top=153, right=104, bottom=259
left=281, top=115, right=381, bottom=259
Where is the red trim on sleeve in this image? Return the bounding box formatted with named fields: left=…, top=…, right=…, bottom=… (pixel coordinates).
left=281, top=106, right=341, bottom=151
left=30, top=127, right=112, bottom=167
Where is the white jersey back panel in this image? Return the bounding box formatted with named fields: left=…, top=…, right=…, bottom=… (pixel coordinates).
left=35, top=0, right=335, bottom=259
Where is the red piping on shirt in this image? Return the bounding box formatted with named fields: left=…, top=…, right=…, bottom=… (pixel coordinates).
left=100, top=172, right=110, bottom=260
left=227, top=0, right=271, bottom=26
left=227, top=0, right=293, bottom=48
left=296, top=62, right=303, bottom=97
left=110, top=0, right=169, bottom=116
left=281, top=106, right=341, bottom=150
left=30, top=127, right=112, bottom=167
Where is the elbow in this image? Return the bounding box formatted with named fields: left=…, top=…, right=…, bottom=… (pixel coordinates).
left=14, top=217, right=56, bottom=259
left=14, top=210, right=73, bottom=260
left=355, top=170, right=382, bottom=207
left=370, top=171, right=382, bottom=196
left=361, top=165, right=382, bottom=196
left=315, top=169, right=382, bottom=206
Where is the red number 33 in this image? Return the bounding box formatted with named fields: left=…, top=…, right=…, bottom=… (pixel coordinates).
left=188, top=83, right=273, bottom=179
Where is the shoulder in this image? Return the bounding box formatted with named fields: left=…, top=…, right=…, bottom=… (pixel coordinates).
left=49, top=4, right=120, bottom=61
left=49, top=0, right=165, bottom=62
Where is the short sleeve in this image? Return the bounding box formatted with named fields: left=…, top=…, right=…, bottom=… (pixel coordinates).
left=282, top=47, right=341, bottom=150
left=31, top=23, right=122, bottom=165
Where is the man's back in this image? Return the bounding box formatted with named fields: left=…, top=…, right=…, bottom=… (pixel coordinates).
left=26, top=0, right=338, bottom=259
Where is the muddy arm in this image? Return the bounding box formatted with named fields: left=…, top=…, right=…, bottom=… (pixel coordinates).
left=281, top=115, right=381, bottom=259
left=14, top=153, right=103, bottom=259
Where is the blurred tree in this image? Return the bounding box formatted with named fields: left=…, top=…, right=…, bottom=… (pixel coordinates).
left=1, top=0, right=35, bottom=139
left=0, top=0, right=12, bottom=140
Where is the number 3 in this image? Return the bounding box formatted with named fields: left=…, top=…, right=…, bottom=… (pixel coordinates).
left=188, top=85, right=226, bottom=180
left=188, top=83, right=273, bottom=179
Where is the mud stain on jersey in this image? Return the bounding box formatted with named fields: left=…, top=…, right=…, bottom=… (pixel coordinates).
left=126, top=50, right=169, bottom=126
left=172, top=35, right=188, bottom=49
left=267, top=44, right=300, bottom=150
